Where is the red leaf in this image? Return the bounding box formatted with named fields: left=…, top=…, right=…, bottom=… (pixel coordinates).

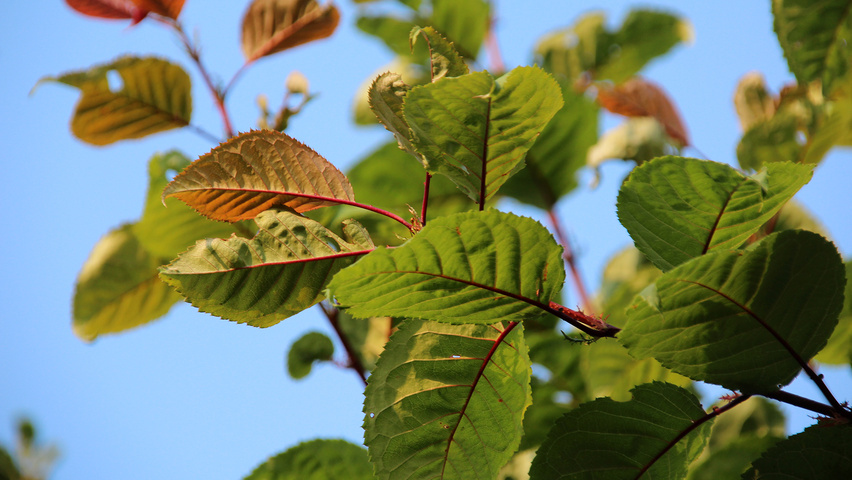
left=65, top=0, right=148, bottom=23
left=597, top=77, right=690, bottom=146
left=130, top=0, right=185, bottom=20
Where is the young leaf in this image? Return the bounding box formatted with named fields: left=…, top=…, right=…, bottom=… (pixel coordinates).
left=328, top=210, right=565, bottom=324
left=773, top=0, right=852, bottom=95
left=159, top=209, right=375, bottom=328
left=133, top=151, right=239, bottom=259
left=404, top=67, right=563, bottom=204
left=409, top=26, right=469, bottom=82
left=742, top=424, right=852, bottom=479
left=364, top=319, right=531, bottom=480
left=597, top=77, right=690, bottom=146
left=73, top=225, right=182, bottom=342
left=243, top=439, right=373, bottom=480
left=368, top=72, right=419, bottom=160
left=500, top=82, right=599, bottom=209
left=162, top=130, right=354, bottom=222
left=241, top=0, right=340, bottom=63
left=429, top=0, right=489, bottom=60
left=287, top=331, right=334, bottom=379
left=36, top=56, right=191, bottom=145
left=621, top=230, right=845, bottom=392
left=529, top=382, right=711, bottom=480
left=617, top=157, right=814, bottom=272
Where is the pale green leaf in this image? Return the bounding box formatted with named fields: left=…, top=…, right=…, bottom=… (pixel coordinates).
left=742, top=424, right=852, bottom=479
left=159, top=209, right=375, bottom=328
left=364, top=319, right=531, bottom=480
left=368, top=72, right=419, bottom=160
left=243, top=439, right=372, bottom=480
left=621, top=230, right=845, bottom=392
left=336, top=311, right=390, bottom=372
left=816, top=260, right=852, bottom=365
left=737, top=112, right=802, bottom=170
left=287, top=331, right=334, bottom=379
left=357, top=15, right=423, bottom=59
left=500, top=82, right=599, bottom=209
left=687, top=436, right=781, bottom=480
left=163, top=130, right=354, bottom=222
left=328, top=210, right=565, bottom=324
left=772, top=0, right=852, bottom=95
left=586, top=117, right=668, bottom=187
left=241, top=0, right=340, bottom=62
left=73, top=225, right=182, bottom=342
left=133, top=151, right=239, bottom=259
left=617, top=157, right=814, bottom=272
left=36, top=56, right=191, bottom=145
left=404, top=67, right=563, bottom=204
left=430, top=0, right=489, bottom=60
left=529, top=382, right=711, bottom=480
left=409, top=26, right=469, bottom=82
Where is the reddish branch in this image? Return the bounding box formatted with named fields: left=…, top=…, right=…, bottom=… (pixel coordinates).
left=319, top=302, right=368, bottom=386
left=547, top=210, right=592, bottom=311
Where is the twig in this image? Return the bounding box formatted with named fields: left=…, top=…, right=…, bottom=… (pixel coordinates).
left=420, top=173, right=432, bottom=227
left=319, top=303, right=368, bottom=386
left=547, top=209, right=592, bottom=311
left=484, top=14, right=505, bottom=75
left=762, top=389, right=849, bottom=419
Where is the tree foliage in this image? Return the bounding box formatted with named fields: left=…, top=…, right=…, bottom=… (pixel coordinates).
left=42, top=0, right=852, bottom=478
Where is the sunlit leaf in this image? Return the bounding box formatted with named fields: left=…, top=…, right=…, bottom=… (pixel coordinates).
left=133, top=151, right=239, bottom=259
left=617, top=157, right=813, bottom=271
left=529, top=382, right=711, bottom=480
left=336, top=311, right=389, bottom=372
left=500, top=82, right=599, bottom=209
left=737, top=111, right=802, bottom=170
left=328, top=210, right=565, bottom=324
left=597, top=77, right=689, bottom=145
left=409, top=26, right=469, bottom=82
left=36, top=56, right=191, bottom=145
left=364, top=319, right=531, bottom=480
left=159, top=209, right=375, bottom=328
left=430, top=0, right=489, bottom=60
left=243, top=439, right=372, bottom=480
left=586, top=117, right=667, bottom=186
left=73, top=225, right=182, bottom=342
left=130, top=0, right=184, bottom=19
left=163, top=130, right=354, bottom=222
left=287, top=331, right=334, bottom=379
left=816, top=260, right=852, bottom=365
left=404, top=67, right=563, bottom=204
left=773, top=0, right=852, bottom=95
left=535, top=12, right=607, bottom=83
left=357, top=15, right=422, bottom=59
left=241, top=0, right=340, bottom=62
left=742, top=424, right=852, bottom=479
left=734, top=72, right=777, bottom=131
left=65, top=0, right=147, bottom=22
left=621, top=230, right=845, bottom=392
left=804, top=93, right=852, bottom=164
left=368, top=72, right=419, bottom=160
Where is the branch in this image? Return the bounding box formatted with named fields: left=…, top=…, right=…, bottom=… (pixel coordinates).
left=633, top=393, right=752, bottom=480
left=420, top=173, right=432, bottom=227
left=762, top=389, right=852, bottom=420
left=484, top=14, right=506, bottom=75
left=547, top=209, right=592, bottom=311
left=319, top=302, right=368, bottom=386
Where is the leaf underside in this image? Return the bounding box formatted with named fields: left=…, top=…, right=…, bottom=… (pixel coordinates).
left=241, top=0, right=340, bottom=62
left=364, top=319, right=531, bottom=480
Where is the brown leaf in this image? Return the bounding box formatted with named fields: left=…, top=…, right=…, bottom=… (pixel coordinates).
left=241, top=0, right=340, bottom=62
left=131, top=0, right=185, bottom=19
left=162, top=130, right=355, bottom=222
left=597, top=77, right=690, bottom=146
left=65, top=0, right=148, bottom=23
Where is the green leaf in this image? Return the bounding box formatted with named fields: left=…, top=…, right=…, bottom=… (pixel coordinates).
left=243, top=438, right=373, bottom=480
left=328, top=210, right=565, bottom=324
left=337, top=312, right=389, bottom=372
left=535, top=9, right=691, bottom=84
left=0, top=445, right=20, bottom=480
left=621, top=230, right=845, bottom=392
left=804, top=93, right=852, bottom=164
left=363, top=319, right=531, bottom=480
left=159, top=209, right=375, bottom=328
left=73, top=225, right=182, bottom=342
left=287, top=331, right=334, bottom=379
left=817, top=260, right=852, bottom=365
left=617, top=157, right=814, bottom=272
left=688, top=436, right=781, bottom=480
left=429, top=0, right=489, bottom=60
left=743, top=424, right=852, bottom=479
left=162, top=130, right=355, bottom=222
left=357, top=15, right=423, bottom=59
left=133, top=151, right=238, bottom=259
left=772, top=0, right=852, bottom=95
left=500, top=82, right=599, bottom=209
left=737, top=112, right=802, bottom=170
left=529, top=382, right=711, bottom=480
left=409, top=26, right=469, bottom=82
left=35, top=56, right=191, bottom=145
left=368, top=72, right=419, bottom=161
left=404, top=67, right=563, bottom=204
left=586, top=117, right=668, bottom=186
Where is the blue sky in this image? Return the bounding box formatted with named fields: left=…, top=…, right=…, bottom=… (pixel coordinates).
left=1, top=1, right=850, bottom=479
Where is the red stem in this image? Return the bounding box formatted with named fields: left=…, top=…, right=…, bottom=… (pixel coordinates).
left=547, top=209, right=592, bottom=311
left=485, top=15, right=506, bottom=75
left=319, top=303, right=368, bottom=386
left=420, top=173, right=432, bottom=227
